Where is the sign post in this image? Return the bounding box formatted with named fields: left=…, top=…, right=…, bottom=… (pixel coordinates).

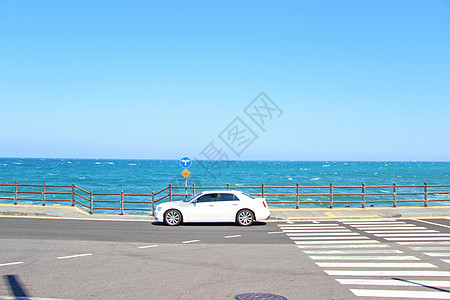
left=180, top=157, right=192, bottom=200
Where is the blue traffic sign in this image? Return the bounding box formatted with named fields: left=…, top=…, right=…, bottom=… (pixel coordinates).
left=180, top=156, right=192, bottom=168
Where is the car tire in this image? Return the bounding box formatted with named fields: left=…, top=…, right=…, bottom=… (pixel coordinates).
left=164, top=209, right=182, bottom=226
left=236, top=209, right=254, bottom=226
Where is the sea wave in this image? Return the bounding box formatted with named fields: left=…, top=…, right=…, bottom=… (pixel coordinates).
left=311, top=178, right=321, bottom=181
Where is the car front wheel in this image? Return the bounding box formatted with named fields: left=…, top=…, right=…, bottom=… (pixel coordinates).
left=164, top=209, right=182, bottom=226
left=236, top=209, right=254, bottom=226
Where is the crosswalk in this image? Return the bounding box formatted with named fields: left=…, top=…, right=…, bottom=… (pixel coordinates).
left=280, top=219, right=450, bottom=299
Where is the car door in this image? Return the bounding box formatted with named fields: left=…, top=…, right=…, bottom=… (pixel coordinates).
left=214, top=193, right=241, bottom=222
left=183, top=193, right=218, bottom=222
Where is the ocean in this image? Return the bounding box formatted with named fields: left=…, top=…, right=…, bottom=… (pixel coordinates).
left=0, top=158, right=449, bottom=212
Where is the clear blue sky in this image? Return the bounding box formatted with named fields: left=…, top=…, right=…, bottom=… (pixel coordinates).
left=1, top=0, right=449, bottom=161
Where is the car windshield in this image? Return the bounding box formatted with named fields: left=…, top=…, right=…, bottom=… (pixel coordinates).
left=184, top=194, right=199, bottom=202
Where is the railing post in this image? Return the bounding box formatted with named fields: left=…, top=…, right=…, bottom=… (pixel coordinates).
left=42, top=182, right=46, bottom=206
left=393, top=183, right=397, bottom=207
left=296, top=183, right=299, bottom=209
left=262, top=183, right=265, bottom=198
left=330, top=183, right=333, bottom=208
left=90, top=190, right=93, bottom=214
left=362, top=183, right=366, bottom=208
left=152, top=191, right=155, bottom=216
left=71, top=183, right=75, bottom=206
left=193, top=184, right=196, bottom=196
left=14, top=182, right=18, bottom=205
left=424, top=182, right=428, bottom=207
left=169, top=184, right=172, bottom=202
left=120, top=191, right=124, bottom=215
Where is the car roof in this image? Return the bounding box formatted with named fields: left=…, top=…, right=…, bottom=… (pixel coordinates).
left=199, top=190, right=244, bottom=195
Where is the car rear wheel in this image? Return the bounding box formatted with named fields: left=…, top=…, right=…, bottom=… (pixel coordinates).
left=164, top=209, right=182, bottom=226
left=236, top=209, right=254, bottom=226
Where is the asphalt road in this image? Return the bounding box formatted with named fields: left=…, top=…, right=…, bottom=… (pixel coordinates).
left=2, top=218, right=450, bottom=299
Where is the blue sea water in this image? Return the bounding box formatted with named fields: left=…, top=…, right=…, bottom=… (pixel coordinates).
left=0, top=158, right=449, bottom=213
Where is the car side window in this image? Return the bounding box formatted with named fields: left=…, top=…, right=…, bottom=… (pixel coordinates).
left=196, top=194, right=218, bottom=203
left=219, top=193, right=239, bottom=201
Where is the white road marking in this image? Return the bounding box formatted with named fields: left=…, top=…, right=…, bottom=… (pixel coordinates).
left=343, top=221, right=406, bottom=225
left=282, top=229, right=350, bottom=233
left=317, top=262, right=436, bottom=268
left=286, top=232, right=359, bottom=236
left=0, top=261, right=24, bottom=267
left=138, top=245, right=159, bottom=249
left=376, top=233, right=450, bottom=237
left=295, top=240, right=379, bottom=245
left=442, top=259, right=450, bottom=264
left=337, top=278, right=450, bottom=287
left=325, top=270, right=450, bottom=276
left=387, top=237, right=450, bottom=241
left=267, top=231, right=284, bottom=234
left=366, top=230, right=438, bottom=234
left=349, top=224, right=419, bottom=227
left=182, top=240, right=200, bottom=244
left=350, top=289, right=450, bottom=299
left=355, top=226, right=427, bottom=230
left=303, top=249, right=403, bottom=254
left=416, top=219, right=450, bottom=229
left=224, top=235, right=241, bottom=239
left=280, top=226, right=344, bottom=230
left=57, top=253, right=92, bottom=260
left=280, top=223, right=340, bottom=227
left=309, top=255, right=419, bottom=261
left=297, top=243, right=386, bottom=248
left=424, top=253, right=450, bottom=257
left=411, top=247, right=450, bottom=250
left=399, top=241, right=450, bottom=245
left=291, top=236, right=369, bottom=241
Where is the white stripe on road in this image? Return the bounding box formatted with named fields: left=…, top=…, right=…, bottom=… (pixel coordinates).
left=280, top=226, right=344, bottom=230
left=424, top=253, right=450, bottom=257
left=286, top=232, right=359, bottom=236
left=224, top=235, right=242, bottom=239
left=182, top=240, right=200, bottom=244
left=267, top=232, right=284, bottom=234
left=386, top=237, right=450, bottom=241
left=294, top=240, right=377, bottom=244
left=290, top=236, right=369, bottom=240
left=303, top=249, right=403, bottom=254
left=337, top=279, right=450, bottom=287
left=57, top=253, right=92, bottom=260
left=355, top=226, right=427, bottom=230
left=317, top=262, right=436, bottom=268
left=366, top=230, right=438, bottom=234
left=411, top=247, right=450, bottom=251
left=282, top=229, right=351, bottom=233
left=350, top=224, right=419, bottom=227
left=280, top=224, right=340, bottom=227
left=416, top=219, right=450, bottom=229
left=297, top=243, right=387, bottom=248
left=309, top=255, right=419, bottom=261
left=399, top=241, right=450, bottom=245
left=325, top=270, right=450, bottom=276
left=0, top=262, right=24, bottom=267
left=375, top=233, right=450, bottom=237
left=138, top=245, right=159, bottom=249
left=350, top=289, right=450, bottom=299
left=441, top=259, right=450, bottom=264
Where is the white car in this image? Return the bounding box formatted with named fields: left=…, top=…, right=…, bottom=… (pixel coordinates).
left=154, top=190, right=270, bottom=226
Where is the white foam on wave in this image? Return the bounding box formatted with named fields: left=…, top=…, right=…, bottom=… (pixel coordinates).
left=288, top=177, right=293, bottom=180
left=323, top=165, right=330, bottom=167
left=13, top=162, right=22, bottom=165
left=79, top=177, right=86, bottom=180
left=311, top=178, right=321, bottom=181
left=67, top=162, right=72, bottom=164
left=128, top=163, right=137, bottom=166
left=108, top=162, right=114, bottom=165
left=95, top=162, right=101, bottom=164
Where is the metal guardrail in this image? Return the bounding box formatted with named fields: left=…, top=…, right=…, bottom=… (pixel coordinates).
left=0, top=182, right=449, bottom=215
